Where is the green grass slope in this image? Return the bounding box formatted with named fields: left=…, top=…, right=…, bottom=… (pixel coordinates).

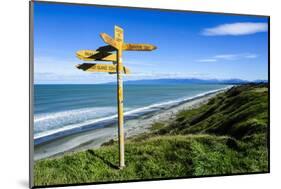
left=34, top=84, right=269, bottom=186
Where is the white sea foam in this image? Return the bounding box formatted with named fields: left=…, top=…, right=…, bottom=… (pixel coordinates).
left=34, top=107, right=117, bottom=133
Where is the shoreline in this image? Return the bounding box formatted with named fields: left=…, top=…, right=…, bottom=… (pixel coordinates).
left=34, top=87, right=230, bottom=161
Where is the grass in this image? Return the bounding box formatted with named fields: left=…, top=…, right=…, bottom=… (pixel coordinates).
left=34, top=83, right=269, bottom=186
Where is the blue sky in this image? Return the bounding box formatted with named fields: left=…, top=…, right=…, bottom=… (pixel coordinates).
left=34, top=2, right=269, bottom=84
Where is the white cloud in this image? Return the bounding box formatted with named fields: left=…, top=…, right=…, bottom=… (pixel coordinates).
left=214, top=54, right=238, bottom=60
left=34, top=56, right=118, bottom=84
left=34, top=72, right=116, bottom=84
left=216, top=53, right=258, bottom=60
left=123, top=71, right=209, bottom=81
left=34, top=56, right=210, bottom=84
left=244, top=54, right=258, bottom=59
left=202, top=22, right=268, bottom=36
left=197, top=53, right=258, bottom=63
left=197, top=59, right=217, bottom=63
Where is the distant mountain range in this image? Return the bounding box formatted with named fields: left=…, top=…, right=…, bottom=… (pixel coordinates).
left=117, top=78, right=268, bottom=85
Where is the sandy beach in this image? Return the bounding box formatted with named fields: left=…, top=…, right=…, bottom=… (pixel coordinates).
left=34, top=88, right=228, bottom=161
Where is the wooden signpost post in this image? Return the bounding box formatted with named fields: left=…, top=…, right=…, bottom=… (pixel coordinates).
left=75, top=25, right=156, bottom=169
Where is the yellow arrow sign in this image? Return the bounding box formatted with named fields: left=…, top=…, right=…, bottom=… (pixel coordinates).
left=100, top=33, right=119, bottom=49
left=100, top=26, right=156, bottom=52
left=76, top=50, right=117, bottom=61
left=98, top=36, right=156, bottom=51
left=76, top=63, right=130, bottom=74
left=123, top=43, right=157, bottom=51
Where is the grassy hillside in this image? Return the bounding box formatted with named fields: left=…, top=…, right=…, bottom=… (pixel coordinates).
left=34, top=84, right=269, bottom=186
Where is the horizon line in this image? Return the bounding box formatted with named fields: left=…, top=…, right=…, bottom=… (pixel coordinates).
left=34, top=77, right=268, bottom=85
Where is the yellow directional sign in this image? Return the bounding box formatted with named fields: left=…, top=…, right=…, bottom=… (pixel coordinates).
left=123, top=43, right=157, bottom=51
left=76, top=63, right=130, bottom=74
left=76, top=25, right=156, bottom=169
left=100, top=33, right=119, bottom=49
left=100, top=28, right=156, bottom=51
left=76, top=50, right=117, bottom=61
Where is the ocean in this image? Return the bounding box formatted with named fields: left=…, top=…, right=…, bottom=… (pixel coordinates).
left=34, top=83, right=230, bottom=145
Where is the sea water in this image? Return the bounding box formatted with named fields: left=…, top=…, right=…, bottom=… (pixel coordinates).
left=34, top=83, right=230, bottom=144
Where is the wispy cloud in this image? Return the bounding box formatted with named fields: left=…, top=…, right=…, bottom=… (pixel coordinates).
left=214, top=54, right=238, bottom=60
left=34, top=72, right=116, bottom=84
left=129, top=71, right=207, bottom=78
left=197, top=53, right=258, bottom=63
left=197, top=59, right=217, bottom=63
left=34, top=56, right=117, bottom=84
left=244, top=54, right=258, bottom=59
left=34, top=56, right=210, bottom=84
left=202, top=22, right=268, bottom=36
left=215, top=53, right=258, bottom=60
left=125, top=61, right=155, bottom=67
left=121, top=71, right=210, bottom=82
left=123, top=58, right=161, bottom=67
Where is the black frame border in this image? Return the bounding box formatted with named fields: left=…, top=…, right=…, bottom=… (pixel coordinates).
left=29, top=1, right=270, bottom=188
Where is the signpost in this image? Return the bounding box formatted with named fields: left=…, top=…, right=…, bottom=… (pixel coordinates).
left=76, top=63, right=130, bottom=74
left=75, top=25, right=156, bottom=169
left=123, top=43, right=157, bottom=51
left=76, top=50, right=117, bottom=62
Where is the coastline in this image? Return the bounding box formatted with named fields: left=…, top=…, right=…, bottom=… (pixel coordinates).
left=34, top=84, right=269, bottom=186
left=34, top=87, right=231, bottom=161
